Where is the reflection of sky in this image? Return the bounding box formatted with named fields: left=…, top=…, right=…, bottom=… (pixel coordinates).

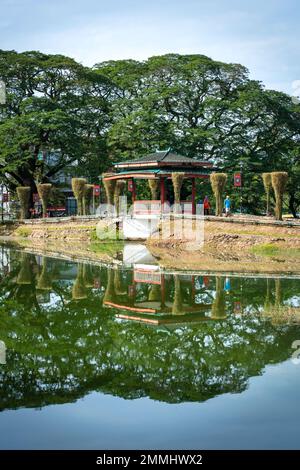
left=1, top=0, right=299, bottom=94
left=0, top=360, right=300, bottom=449
left=287, top=296, right=300, bottom=307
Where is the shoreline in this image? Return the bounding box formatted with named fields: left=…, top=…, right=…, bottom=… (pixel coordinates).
left=2, top=238, right=300, bottom=279
left=1, top=215, right=300, bottom=275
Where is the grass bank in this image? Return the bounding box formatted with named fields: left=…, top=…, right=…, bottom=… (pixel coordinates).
left=147, top=219, right=300, bottom=274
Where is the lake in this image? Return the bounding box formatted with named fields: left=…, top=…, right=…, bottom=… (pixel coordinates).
left=0, top=244, right=300, bottom=449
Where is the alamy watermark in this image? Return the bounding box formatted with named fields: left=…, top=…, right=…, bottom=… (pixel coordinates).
left=94, top=196, right=204, bottom=249
left=0, top=340, right=6, bottom=365
left=291, top=340, right=300, bottom=365
left=291, top=80, right=300, bottom=104
left=0, top=80, right=6, bottom=104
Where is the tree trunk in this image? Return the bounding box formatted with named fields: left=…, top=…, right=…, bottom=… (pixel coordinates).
left=289, top=192, right=298, bottom=218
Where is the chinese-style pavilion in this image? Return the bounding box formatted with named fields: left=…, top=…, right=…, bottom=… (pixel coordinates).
left=102, top=149, right=215, bottom=215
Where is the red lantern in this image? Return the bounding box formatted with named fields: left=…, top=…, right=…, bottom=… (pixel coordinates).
left=93, top=184, right=100, bottom=196
left=128, top=179, right=134, bottom=192
left=234, top=172, right=242, bottom=187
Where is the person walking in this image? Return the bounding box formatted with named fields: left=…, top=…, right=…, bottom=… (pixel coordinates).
left=224, top=195, right=231, bottom=216
left=203, top=196, right=210, bottom=216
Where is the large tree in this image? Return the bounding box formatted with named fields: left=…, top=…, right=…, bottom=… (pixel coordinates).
left=1, top=51, right=299, bottom=216
left=0, top=50, right=113, bottom=198
left=96, top=54, right=300, bottom=215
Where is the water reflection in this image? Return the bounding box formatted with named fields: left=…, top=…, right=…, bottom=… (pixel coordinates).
left=0, top=246, right=300, bottom=410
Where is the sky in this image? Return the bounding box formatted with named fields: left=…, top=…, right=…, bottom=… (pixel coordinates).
left=0, top=0, right=299, bottom=95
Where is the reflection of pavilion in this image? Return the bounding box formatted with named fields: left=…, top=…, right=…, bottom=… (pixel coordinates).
left=102, top=268, right=228, bottom=325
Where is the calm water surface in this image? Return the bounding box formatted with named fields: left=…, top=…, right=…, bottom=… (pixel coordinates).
left=0, top=244, right=300, bottom=449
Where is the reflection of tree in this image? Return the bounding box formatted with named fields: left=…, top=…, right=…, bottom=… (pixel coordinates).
left=16, top=253, right=32, bottom=285
left=114, top=269, right=126, bottom=295
left=82, top=264, right=94, bottom=288
left=72, top=264, right=87, bottom=300
left=172, top=275, right=183, bottom=315
left=37, top=257, right=53, bottom=291
left=103, top=268, right=115, bottom=303
left=0, top=250, right=300, bottom=411
left=211, top=277, right=226, bottom=319
left=275, top=278, right=282, bottom=307
left=264, top=278, right=271, bottom=310
left=148, top=284, right=160, bottom=302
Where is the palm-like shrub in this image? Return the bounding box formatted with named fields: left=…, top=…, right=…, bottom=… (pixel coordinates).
left=262, top=173, right=272, bottom=215
left=103, top=176, right=116, bottom=206
left=16, top=186, right=31, bottom=219
left=83, top=184, right=94, bottom=215
left=171, top=173, right=185, bottom=204
left=114, top=180, right=126, bottom=215
left=148, top=179, right=160, bottom=200
left=37, top=183, right=52, bottom=218
left=71, top=178, right=86, bottom=216
left=210, top=173, right=227, bottom=216
left=271, top=172, right=288, bottom=220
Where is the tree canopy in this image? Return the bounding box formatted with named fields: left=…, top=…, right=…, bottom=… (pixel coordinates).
left=0, top=50, right=113, bottom=193
left=0, top=50, right=299, bottom=214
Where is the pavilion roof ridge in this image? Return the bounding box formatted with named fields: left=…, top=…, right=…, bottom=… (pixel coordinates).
left=113, top=149, right=213, bottom=167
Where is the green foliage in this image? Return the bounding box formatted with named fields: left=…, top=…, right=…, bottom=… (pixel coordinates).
left=37, top=183, right=52, bottom=217
left=210, top=173, right=227, bottom=216
left=271, top=172, right=288, bottom=220
left=0, top=50, right=112, bottom=191
left=97, top=55, right=300, bottom=217
left=16, top=186, right=31, bottom=219
left=0, top=249, right=299, bottom=409
left=252, top=243, right=300, bottom=258
left=14, top=226, right=32, bottom=237
left=1, top=51, right=300, bottom=217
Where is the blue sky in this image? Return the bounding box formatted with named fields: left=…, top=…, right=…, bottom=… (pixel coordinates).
left=1, top=0, right=299, bottom=94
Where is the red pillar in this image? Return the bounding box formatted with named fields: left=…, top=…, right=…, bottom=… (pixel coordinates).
left=192, top=177, right=196, bottom=215
left=161, top=273, right=166, bottom=308
left=191, top=275, right=195, bottom=304
left=160, top=177, right=165, bottom=210
left=132, top=179, right=136, bottom=203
